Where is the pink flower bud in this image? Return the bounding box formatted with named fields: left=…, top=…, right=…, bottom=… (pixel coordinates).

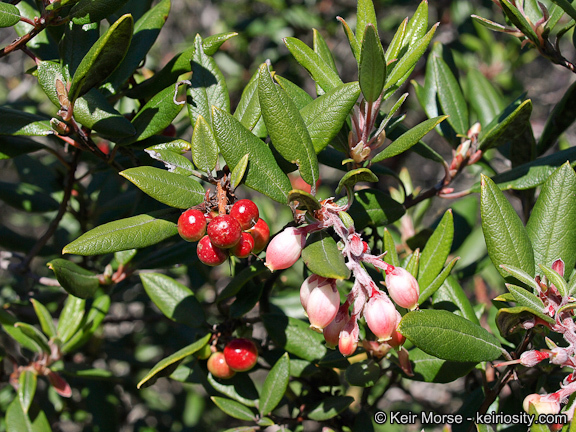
left=265, top=227, right=306, bottom=272
left=363, top=294, right=398, bottom=342
left=324, top=306, right=348, bottom=349
left=520, top=350, right=550, bottom=367
left=552, top=259, right=565, bottom=277
left=338, top=316, right=359, bottom=357
left=362, top=340, right=391, bottom=359
left=384, top=266, right=420, bottom=310
left=305, top=277, right=340, bottom=332
left=523, top=394, right=560, bottom=415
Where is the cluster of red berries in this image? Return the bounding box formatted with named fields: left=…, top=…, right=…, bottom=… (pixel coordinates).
left=177, top=199, right=270, bottom=266
left=206, top=338, right=259, bottom=379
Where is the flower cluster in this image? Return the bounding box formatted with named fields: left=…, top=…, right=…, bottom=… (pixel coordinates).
left=265, top=199, right=420, bottom=360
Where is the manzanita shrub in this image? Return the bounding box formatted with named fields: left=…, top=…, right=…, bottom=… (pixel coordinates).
left=3, top=0, right=576, bottom=430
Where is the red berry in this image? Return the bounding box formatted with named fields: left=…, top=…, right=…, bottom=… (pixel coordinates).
left=230, top=199, right=259, bottom=230
left=178, top=209, right=207, bottom=242
left=231, top=232, right=255, bottom=259
left=247, top=218, right=270, bottom=253
left=207, top=352, right=235, bottom=379
left=197, top=235, right=228, bottom=266
left=223, top=338, right=258, bottom=372
left=207, top=215, right=242, bottom=249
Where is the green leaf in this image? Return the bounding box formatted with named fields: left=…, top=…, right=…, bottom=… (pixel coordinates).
left=218, top=261, right=269, bottom=301
left=433, top=276, right=478, bottom=324
left=105, top=0, right=170, bottom=93
left=0, top=136, right=44, bottom=160
left=526, top=163, right=576, bottom=272
left=140, top=273, right=205, bottom=327
left=478, top=99, right=533, bottom=151
left=499, top=265, right=541, bottom=291
left=399, top=309, right=504, bottom=362
left=403, top=0, right=429, bottom=49
left=145, top=147, right=195, bottom=176
left=383, top=228, right=400, bottom=266
left=258, top=64, right=319, bottom=187
left=207, top=373, right=259, bottom=407
left=69, top=14, right=133, bottom=103
left=18, top=370, right=37, bottom=414
left=288, top=189, right=321, bottom=211
left=74, top=89, right=136, bottom=138
left=190, top=115, right=218, bottom=172
left=31, top=299, right=57, bottom=339
left=336, top=168, right=378, bottom=194
left=418, top=209, right=453, bottom=289
left=550, top=0, right=576, bottom=21
left=125, top=85, right=184, bottom=144
left=57, top=295, right=86, bottom=343
left=137, top=334, right=211, bottom=388
left=385, top=18, right=408, bottom=64
left=234, top=67, right=262, bottom=131
left=63, top=210, right=178, bottom=256
left=496, top=306, right=554, bottom=336
left=211, top=397, right=255, bottom=421
left=262, top=313, right=327, bottom=361
left=283, top=37, right=343, bottom=92
left=0, top=309, right=42, bottom=352
left=0, top=181, right=59, bottom=213
left=300, top=82, right=360, bottom=154
left=409, top=347, right=476, bottom=383
left=187, top=34, right=230, bottom=126
left=432, top=55, right=469, bottom=135
left=302, top=231, right=350, bottom=280
left=275, top=75, right=314, bottom=110
left=506, top=284, right=545, bottom=312
left=259, top=353, right=290, bottom=416
left=344, top=188, right=405, bottom=230
left=0, top=108, right=52, bottom=136
left=62, top=294, right=111, bottom=353
left=538, top=264, right=568, bottom=297
left=359, top=24, right=385, bottom=103
left=418, top=257, right=459, bottom=304
left=6, top=399, right=32, bottom=432
left=14, top=323, right=50, bottom=353
left=466, top=69, right=505, bottom=127
left=70, top=0, right=129, bottom=24
left=337, top=17, right=360, bottom=60
left=47, top=259, right=100, bottom=299
left=212, top=107, right=292, bottom=203
left=538, top=81, right=576, bottom=155
left=384, top=23, right=438, bottom=92
left=120, top=167, right=204, bottom=209
left=500, top=0, right=540, bottom=45
left=307, top=396, right=354, bottom=421
left=230, top=282, right=263, bottom=318
left=313, top=29, right=338, bottom=74
left=372, top=115, right=447, bottom=163
left=230, top=154, right=249, bottom=189
left=345, top=360, right=380, bottom=387
left=0, top=2, right=21, bottom=27
left=480, top=174, right=535, bottom=278
left=356, top=0, right=378, bottom=44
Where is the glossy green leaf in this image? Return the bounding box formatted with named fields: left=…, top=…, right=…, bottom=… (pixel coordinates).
left=61, top=21, right=99, bottom=77
left=276, top=75, right=314, bottom=110
left=384, top=23, right=438, bottom=92
left=383, top=228, right=400, bottom=266
left=478, top=99, right=533, bottom=151
left=218, top=261, right=269, bottom=301
left=337, top=17, right=360, bottom=60
left=538, top=264, right=568, bottom=297
left=385, top=18, right=408, bottom=63
left=47, top=259, right=100, bottom=299
left=284, top=37, right=343, bottom=92
left=496, top=306, right=554, bottom=336
left=207, top=373, right=259, bottom=407
left=418, top=257, right=459, bottom=304
left=0, top=3, right=21, bottom=27
left=0, top=108, right=52, bottom=136
left=14, top=323, right=50, bottom=353
left=313, top=29, right=337, bottom=73
left=527, top=163, right=576, bottom=272
left=0, top=136, right=44, bottom=160
left=307, top=396, right=354, bottom=421
left=46, top=0, right=81, bottom=10
left=126, top=85, right=184, bottom=144
left=506, top=284, right=545, bottom=312
left=230, top=154, right=249, bottom=189
left=70, top=0, right=129, bottom=24
left=137, top=334, right=211, bottom=388
left=230, top=282, right=263, bottom=318
left=302, top=231, right=350, bottom=280
left=359, top=24, right=385, bottom=103
left=356, top=0, right=377, bottom=44
left=539, top=81, right=576, bottom=155
left=234, top=67, right=262, bottom=131
left=288, top=189, right=321, bottom=211
left=140, top=273, right=205, bottom=327
left=18, top=370, right=37, bottom=414
left=120, top=167, right=204, bottom=209
left=432, top=55, right=468, bottom=135
left=399, top=309, right=504, bottom=362
left=191, top=115, right=218, bottom=172
left=373, top=93, right=409, bottom=139
left=300, top=82, right=360, bottom=154
left=344, top=188, right=405, bottom=230
left=31, top=299, right=57, bottom=339
left=116, top=248, right=138, bottom=265
left=262, top=313, right=327, bottom=361
left=499, top=265, right=541, bottom=291
left=433, top=276, right=478, bottom=324
left=69, top=14, right=133, bottom=103
left=0, top=309, right=42, bottom=352
left=6, top=399, right=32, bottom=432
left=258, top=64, right=319, bottom=187
left=61, top=294, right=111, bottom=353
left=345, top=360, right=380, bottom=387
left=0, top=181, right=59, bottom=213
left=14, top=2, right=57, bottom=60
left=372, top=115, right=447, bottom=163
left=187, top=34, right=230, bottom=126
left=212, top=107, right=292, bottom=203
left=259, top=353, right=290, bottom=416
left=63, top=211, right=178, bottom=256
left=105, top=0, right=170, bottom=92
left=74, top=89, right=136, bottom=138
left=409, top=347, right=476, bottom=383
left=466, top=69, right=505, bottom=127
left=500, top=0, right=540, bottom=44
left=336, top=168, right=378, bottom=194
left=403, top=0, right=429, bottom=49
left=211, top=397, right=255, bottom=421
left=480, top=174, right=535, bottom=278
left=145, top=148, right=195, bottom=176
left=57, top=295, right=86, bottom=343
left=147, top=139, right=191, bottom=153
left=418, top=209, right=453, bottom=289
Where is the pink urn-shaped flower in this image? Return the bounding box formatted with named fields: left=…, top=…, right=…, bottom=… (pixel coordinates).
left=384, top=266, right=420, bottom=310
left=265, top=227, right=306, bottom=272
left=363, top=294, right=398, bottom=342
left=338, top=316, right=359, bottom=357
left=303, top=276, right=339, bottom=332
left=323, top=305, right=348, bottom=349
left=523, top=394, right=560, bottom=415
